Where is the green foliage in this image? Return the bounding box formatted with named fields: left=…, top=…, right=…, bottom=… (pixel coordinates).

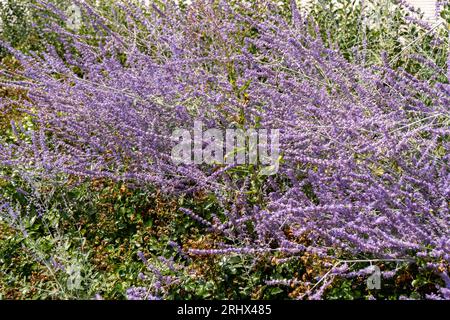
left=306, top=0, right=448, bottom=77
left=0, top=0, right=31, bottom=57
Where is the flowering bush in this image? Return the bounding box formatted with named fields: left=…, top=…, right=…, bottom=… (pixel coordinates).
left=0, top=0, right=449, bottom=299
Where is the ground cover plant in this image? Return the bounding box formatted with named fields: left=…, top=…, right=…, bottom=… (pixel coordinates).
left=0, top=0, right=449, bottom=300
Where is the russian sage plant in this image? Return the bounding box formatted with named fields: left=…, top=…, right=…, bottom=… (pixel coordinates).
left=0, top=0, right=449, bottom=299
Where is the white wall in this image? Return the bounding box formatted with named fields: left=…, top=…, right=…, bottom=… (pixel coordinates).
left=297, top=0, right=439, bottom=21
left=408, top=0, right=437, bottom=20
